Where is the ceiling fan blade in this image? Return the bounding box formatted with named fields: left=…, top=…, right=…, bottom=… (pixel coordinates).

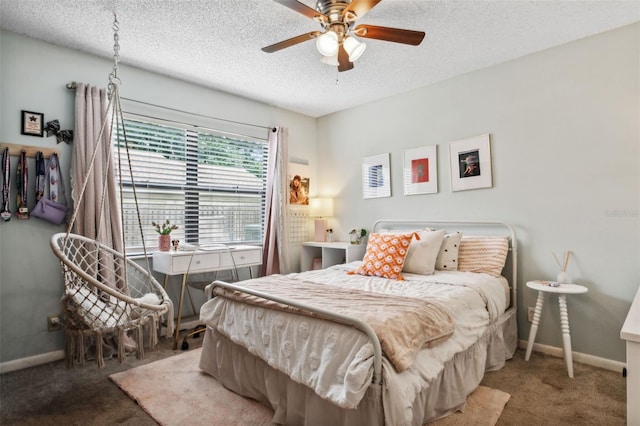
left=262, top=31, right=322, bottom=53
left=353, top=24, right=425, bottom=46
left=273, top=0, right=326, bottom=22
left=343, top=0, right=381, bottom=20
left=337, top=45, right=354, bottom=72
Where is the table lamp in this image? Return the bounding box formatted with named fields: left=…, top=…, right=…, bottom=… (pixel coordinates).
left=309, top=197, right=334, bottom=242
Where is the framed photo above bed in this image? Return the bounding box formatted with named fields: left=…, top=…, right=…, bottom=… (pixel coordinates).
left=403, top=145, right=438, bottom=195
left=449, top=134, right=493, bottom=192
left=362, top=153, right=391, bottom=199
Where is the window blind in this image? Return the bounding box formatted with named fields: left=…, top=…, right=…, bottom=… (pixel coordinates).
left=113, top=117, right=268, bottom=251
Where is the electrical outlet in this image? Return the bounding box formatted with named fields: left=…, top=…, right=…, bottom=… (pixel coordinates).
left=527, top=307, right=535, bottom=323
left=47, top=314, right=62, bottom=331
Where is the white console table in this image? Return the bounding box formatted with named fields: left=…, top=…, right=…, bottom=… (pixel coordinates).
left=621, top=285, right=640, bottom=425
left=300, top=241, right=366, bottom=272
left=153, top=245, right=262, bottom=349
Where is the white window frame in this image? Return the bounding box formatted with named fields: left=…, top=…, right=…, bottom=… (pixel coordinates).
left=113, top=115, right=268, bottom=251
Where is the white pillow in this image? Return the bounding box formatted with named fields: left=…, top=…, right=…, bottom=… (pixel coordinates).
left=68, top=286, right=129, bottom=329
left=403, top=229, right=446, bottom=275
left=435, top=232, right=462, bottom=271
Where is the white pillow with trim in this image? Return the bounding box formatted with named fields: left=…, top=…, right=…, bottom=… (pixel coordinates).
left=403, top=229, right=446, bottom=275
left=435, top=231, right=462, bottom=271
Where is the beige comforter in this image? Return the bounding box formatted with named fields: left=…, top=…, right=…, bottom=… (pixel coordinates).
left=212, top=274, right=454, bottom=372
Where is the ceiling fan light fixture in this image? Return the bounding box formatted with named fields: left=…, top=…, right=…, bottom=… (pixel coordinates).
left=320, top=52, right=339, bottom=66
left=343, top=36, right=366, bottom=62
left=316, top=31, right=339, bottom=56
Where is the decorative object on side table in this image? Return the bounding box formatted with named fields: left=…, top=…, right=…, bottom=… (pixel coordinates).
left=553, top=250, right=572, bottom=284
left=153, top=219, right=178, bottom=252
left=326, top=228, right=334, bottom=242
left=349, top=228, right=367, bottom=245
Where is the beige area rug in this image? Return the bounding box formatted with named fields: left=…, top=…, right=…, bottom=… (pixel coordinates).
left=110, top=348, right=510, bottom=426
left=428, top=386, right=510, bottom=426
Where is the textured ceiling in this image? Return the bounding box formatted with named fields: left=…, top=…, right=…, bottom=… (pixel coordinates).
left=1, top=0, right=639, bottom=117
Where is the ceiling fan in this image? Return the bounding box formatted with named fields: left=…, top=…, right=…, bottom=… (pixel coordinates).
left=262, top=0, right=425, bottom=72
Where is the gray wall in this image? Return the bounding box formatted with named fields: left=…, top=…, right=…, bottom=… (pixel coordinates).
left=1, top=22, right=638, bottom=366
left=317, top=23, right=639, bottom=362
left=0, top=30, right=317, bottom=364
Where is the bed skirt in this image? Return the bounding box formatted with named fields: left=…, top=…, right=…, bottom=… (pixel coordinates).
left=199, top=307, right=516, bottom=425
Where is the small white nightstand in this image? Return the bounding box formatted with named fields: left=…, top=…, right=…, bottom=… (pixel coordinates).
left=300, top=241, right=366, bottom=272
left=524, top=280, right=588, bottom=378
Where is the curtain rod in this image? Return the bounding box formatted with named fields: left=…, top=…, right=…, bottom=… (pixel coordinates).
left=66, top=81, right=275, bottom=133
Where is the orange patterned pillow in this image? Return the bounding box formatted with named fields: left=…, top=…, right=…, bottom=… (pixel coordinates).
left=351, top=232, right=418, bottom=280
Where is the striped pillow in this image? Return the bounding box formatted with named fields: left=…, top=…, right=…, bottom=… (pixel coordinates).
left=457, top=236, right=509, bottom=277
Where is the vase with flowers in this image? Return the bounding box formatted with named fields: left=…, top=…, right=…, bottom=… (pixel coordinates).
left=153, top=220, right=178, bottom=251
left=349, top=228, right=367, bottom=245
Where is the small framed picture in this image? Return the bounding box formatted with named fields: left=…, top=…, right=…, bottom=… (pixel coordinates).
left=288, top=162, right=310, bottom=205
left=403, top=145, right=438, bottom=195
left=21, top=110, right=44, bottom=137
left=362, top=153, right=391, bottom=199
left=449, top=134, right=493, bottom=191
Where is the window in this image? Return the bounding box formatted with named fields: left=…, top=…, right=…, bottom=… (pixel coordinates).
left=113, top=117, right=268, bottom=251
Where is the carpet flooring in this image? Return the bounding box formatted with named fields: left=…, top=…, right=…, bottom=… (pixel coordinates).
left=109, top=348, right=510, bottom=425
left=0, top=334, right=627, bottom=425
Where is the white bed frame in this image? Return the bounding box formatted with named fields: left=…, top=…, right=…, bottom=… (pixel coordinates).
left=372, top=219, right=518, bottom=310
left=200, top=220, right=518, bottom=425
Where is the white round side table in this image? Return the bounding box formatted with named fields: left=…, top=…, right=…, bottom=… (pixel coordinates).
left=524, top=280, right=588, bottom=378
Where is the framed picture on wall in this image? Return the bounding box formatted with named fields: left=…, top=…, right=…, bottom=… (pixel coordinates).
left=362, top=153, right=391, bottom=199
left=403, top=145, right=438, bottom=195
left=448, top=134, right=493, bottom=192
left=288, top=162, right=310, bottom=205
left=21, top=110, right=44, bottom=137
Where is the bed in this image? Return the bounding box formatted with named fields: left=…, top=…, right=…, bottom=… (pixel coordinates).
left=199, top=220, right=518, bottom=425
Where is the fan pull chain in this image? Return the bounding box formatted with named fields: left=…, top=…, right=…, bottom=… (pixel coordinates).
left=108, top=13, right=121, bottom=98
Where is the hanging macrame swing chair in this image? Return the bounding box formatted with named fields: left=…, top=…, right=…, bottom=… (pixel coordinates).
left=50, top=15, right=174, bottom=368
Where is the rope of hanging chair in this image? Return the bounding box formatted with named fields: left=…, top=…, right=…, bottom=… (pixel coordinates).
left=51, top=12, right=175, bottom=368
left=62, top=14, right=163, bottom=275
left=63, top=13, right=151, bottom=266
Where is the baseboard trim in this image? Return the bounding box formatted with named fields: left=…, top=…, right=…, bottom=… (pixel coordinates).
left=1, top=340, right=625, bottom=375
left=518, top=340, right=626, bottom=373
left=0, top=321, right=194, bottom=373
left=0, top=350, right=65, bottom=374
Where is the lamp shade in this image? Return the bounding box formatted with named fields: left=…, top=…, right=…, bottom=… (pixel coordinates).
left=343, top=36, right=366, bottom=62
left=320, top=52, right=339, bottom=66
left=309, top=197, right=334, bottom=218
left=316, top=31, right=339, bottom=56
